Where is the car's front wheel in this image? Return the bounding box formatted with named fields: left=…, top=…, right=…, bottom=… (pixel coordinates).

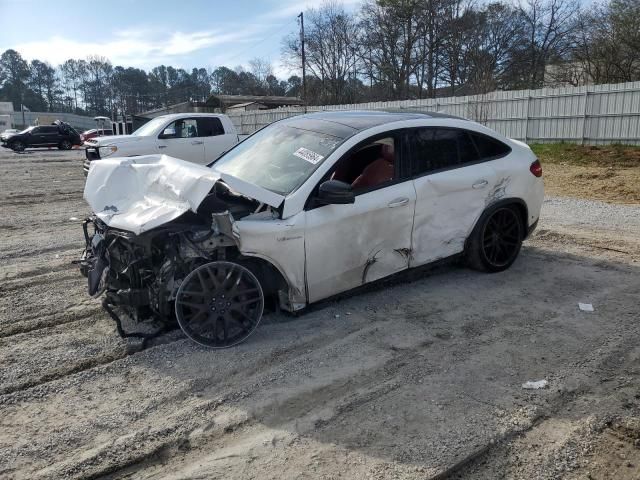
left=175, top=261, right=265, bottom=348
left=59, top=140, right=72, bottom=150
left=10, top=140, right=25, bottom=152
left=466, top=205, right=523, bottom=272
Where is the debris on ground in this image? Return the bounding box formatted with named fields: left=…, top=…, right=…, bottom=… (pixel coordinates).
left=522, top=379, right=549, bottom=390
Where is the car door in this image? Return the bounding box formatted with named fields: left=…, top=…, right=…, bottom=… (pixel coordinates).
left=304, top=133, right=416, bottom=303
left=409, top=127, right=499, bottom=266
left=198, top=117, right=238, bottom=164
left=40, top=126, right=61, bottom=146
left=28, top=127, right=46, bottom=146
left=157, top=118, right=205, bottom=163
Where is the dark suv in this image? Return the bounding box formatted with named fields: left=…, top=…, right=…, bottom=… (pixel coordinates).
left=1, top=121, right=82, bottom=152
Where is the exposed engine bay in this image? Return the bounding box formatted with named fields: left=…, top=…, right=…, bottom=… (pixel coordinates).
left=79, top=180, right=280, bottom=348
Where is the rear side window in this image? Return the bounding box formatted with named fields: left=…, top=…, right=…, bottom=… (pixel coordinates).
left=197, top=117, right=225, bottom=137
left=409, top=128, right=479, bottom=176
left=40, top=126, right=58, bottom=134
left=470, top=133, right=511, bottom=159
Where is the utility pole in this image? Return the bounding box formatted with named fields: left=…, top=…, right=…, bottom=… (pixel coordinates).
left=298, top=11, right=307, bottom=112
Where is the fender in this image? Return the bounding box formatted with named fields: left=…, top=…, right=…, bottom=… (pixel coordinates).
left=465, top=197, right=530, bottom=252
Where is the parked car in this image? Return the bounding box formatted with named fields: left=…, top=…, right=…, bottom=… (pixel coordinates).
left=80, top=128, right=114, bottom=143
left=0, top=129, right=19, bottom=142
left=83, top=113, right=239, bottom=175
left=1, top=121, right=81, bottom=151
left=78, top=111, right=544, bottom=348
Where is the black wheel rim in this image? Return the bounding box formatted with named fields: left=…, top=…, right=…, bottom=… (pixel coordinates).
left=481, top=208, right=522, bottom=268
left=175, top=261, right=264, bottom=348
left=62, top=141, right=71, bottom=149
left=13, top=142, right=24, bottom=151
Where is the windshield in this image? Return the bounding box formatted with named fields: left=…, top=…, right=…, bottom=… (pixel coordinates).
left=214, top=123, right=345, bottom=195
left=19, top=127, right=35, bottom=134
left=131, top=117, right=168, bottom=137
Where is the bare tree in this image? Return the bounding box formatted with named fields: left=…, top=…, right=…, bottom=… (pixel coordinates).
left=284, top=1, right=360, bottom=104
left=358, top=0, right=426, bottom=99
left=517, top=0, right=580, bottom=88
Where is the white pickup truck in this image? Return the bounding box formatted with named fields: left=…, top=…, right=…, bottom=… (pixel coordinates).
left=83, top=113, right=239, bottom=175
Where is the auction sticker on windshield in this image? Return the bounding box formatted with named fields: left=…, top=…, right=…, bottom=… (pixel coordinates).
left=293, top=147, right=324, bottom=165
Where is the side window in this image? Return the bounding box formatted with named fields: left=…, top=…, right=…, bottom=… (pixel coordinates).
left=470, top=133, right=511, bottom=159
left=31, top=127, right=41, bottom=134
left=42, top=126, right=58, bottom=134
left=161, top=119, right=199, bottom=138
left=330, top=136, right=396, bottom=192
left=409, top=128, right=479, bottom=176
left=197, top=117, right=225, bottom=137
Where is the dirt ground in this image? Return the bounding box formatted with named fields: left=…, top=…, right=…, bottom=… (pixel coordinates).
left=0, top=148, right=639, bottom=480
left=532, top=143, right=640, bottom=204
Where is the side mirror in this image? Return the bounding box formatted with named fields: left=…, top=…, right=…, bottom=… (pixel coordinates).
left=159, top=127, right=175, bottom=139
left=317, top=180, right=355, bottom=205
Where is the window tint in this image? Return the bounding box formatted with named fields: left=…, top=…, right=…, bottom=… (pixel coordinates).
left=410, top=128, right=479, bottom=176
left=197, top=117, right=225, bottom=137
left=162, top=118, right=199, bottom=138
left=470, top=133, right=511, bottom=159
left=39, top=126, right=59, bottom=134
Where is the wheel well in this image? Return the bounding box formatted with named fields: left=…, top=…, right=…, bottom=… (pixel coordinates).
left=218, top=246, right=288, bottom=297
left=238, top=256, right=289, bottom=297
left=510, top=202, right=529, bottom=238
left=466, top=199, right=529, bottom=250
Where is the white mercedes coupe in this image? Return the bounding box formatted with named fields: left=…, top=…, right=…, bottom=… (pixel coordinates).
left=79, top=111, right=544, bottom=348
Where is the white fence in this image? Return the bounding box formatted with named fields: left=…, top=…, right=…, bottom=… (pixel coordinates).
left=227, top=81, right=640, bottom=145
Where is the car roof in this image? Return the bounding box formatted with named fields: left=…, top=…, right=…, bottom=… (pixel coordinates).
left=280, top=110, right=468, bottom=138
left=155, top=113, right=227, bottom=121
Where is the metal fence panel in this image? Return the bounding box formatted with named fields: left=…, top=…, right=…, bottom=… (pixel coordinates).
left=227, top=81, right=640, bottom=145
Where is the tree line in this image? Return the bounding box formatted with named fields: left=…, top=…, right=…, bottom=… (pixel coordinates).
left=287, top=0, right=640, bottom=104
left=0, top=0, right=638, bottom=117
left=0, top=51, right=302, bottom=118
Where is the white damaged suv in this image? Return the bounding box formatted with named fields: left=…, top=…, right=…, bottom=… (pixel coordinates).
left=79, top=111, right=544, bottom=348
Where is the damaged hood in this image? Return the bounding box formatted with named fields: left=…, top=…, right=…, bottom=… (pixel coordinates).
left=84, top=155, right=284, bottom=235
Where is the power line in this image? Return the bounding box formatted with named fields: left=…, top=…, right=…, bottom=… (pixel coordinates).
left=216, top=19, right=297, bottom=66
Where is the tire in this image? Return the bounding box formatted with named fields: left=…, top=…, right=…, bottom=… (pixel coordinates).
left=175, top=261, right=265, bottom=348
left=59, top=140, right=72, bottom=150
left=466, top=205, right=524, bottom=273
left=10, top=140, right=25, bottom=152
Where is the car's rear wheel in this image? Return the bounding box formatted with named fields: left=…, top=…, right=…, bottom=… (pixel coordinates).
left=466, top=206, right=523, bottom=272
left=175, top=261, right=264, bottom=348
left=59, top=140, right=72, bottom=150
left=10, top=140, right=25, bottom=152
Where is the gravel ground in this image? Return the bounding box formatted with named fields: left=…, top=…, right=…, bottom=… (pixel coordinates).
left=0, top=148, right=639, bottom=480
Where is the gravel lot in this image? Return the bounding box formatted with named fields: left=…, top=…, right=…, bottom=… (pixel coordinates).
left=0, top=148, right=639, bottom=479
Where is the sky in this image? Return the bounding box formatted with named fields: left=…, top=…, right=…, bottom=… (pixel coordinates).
left=0, top=0, right=358, bottom=78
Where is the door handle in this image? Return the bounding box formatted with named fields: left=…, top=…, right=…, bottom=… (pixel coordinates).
left=388, top=197, right=409, bottom=208
left=158, top=145, right=167, bottom=149
left=472, top=179, right=489, bottom=189
left=191, top=140, right=204, bottom=145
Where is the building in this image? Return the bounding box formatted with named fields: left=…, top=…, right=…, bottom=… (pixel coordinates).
left=205, top=94, right=304, bottom=111
left=133, top=96, right=304, bottom=129
left=0, top=102, right=14, bottom=114
left=226, top=101, right=268, bottom=112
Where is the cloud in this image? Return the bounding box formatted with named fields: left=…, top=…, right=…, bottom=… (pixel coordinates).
left=6, top=25, right=270, bottom=70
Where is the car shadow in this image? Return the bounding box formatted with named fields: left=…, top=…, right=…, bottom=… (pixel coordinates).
left=129, top=245, right=640, bottom=476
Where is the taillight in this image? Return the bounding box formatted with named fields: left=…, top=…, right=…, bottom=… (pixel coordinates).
left=530, top=159, right=542, bottom=177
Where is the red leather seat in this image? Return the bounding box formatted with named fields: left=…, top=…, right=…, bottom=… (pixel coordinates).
left=351, top=144, right=394, bottom=189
